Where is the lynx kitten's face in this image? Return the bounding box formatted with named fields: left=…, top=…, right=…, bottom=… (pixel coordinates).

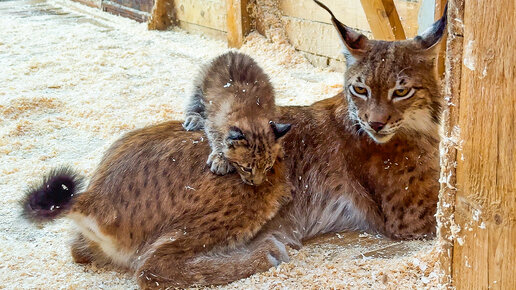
left=345, top=41, right=442, bottom=143
left=223, top=120, right=290, bottom=186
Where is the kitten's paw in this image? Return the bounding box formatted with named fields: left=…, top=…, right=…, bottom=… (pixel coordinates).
left=207, top=153, right=234, bottom=175
left=183, top=113, right=204, bottom=131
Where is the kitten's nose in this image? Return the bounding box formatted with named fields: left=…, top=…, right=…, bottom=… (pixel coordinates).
left=368, top=122, right=385, bottom=132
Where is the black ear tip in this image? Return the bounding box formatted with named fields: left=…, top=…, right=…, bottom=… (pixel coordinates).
left=271, top=122, right=292, bottom=139
left=417, top=4, right=448, bottom=50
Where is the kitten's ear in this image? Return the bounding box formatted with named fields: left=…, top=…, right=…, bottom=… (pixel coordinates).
left=415, top=3, right=447, bottom=51
left=313, top=0, right=369, bottom=64
left=270, top=121, right=292, bottom=140
left=227, top=126, right=246, bottom=141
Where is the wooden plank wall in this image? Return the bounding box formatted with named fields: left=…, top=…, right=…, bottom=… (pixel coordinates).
left=174, top=0, right=227, bottom=40
left=73, top=0, right=423, bottom=69
left=441, top=0, right=516, bottom=288
left=280, top=0, right=422, bottom=70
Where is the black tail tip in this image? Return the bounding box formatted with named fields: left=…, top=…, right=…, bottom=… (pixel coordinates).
left=21, top=167, right=85, bottom=223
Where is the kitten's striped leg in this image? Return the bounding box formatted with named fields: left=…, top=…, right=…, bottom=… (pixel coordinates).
left=183, top=112, right=205, bottom=131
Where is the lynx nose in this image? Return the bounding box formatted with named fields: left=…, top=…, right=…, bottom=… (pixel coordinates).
left=368, top=121, right=385, bottom=132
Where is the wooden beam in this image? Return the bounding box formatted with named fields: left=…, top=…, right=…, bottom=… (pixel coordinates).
left=148, top=0, right=173, bottom=30
left=442, top=0, right=516, bottom=288
left=434, top=0, right=448, bottom=78
left=226, top=0, right=250, bottom=48
left=359, top=0, right=406, bottom=40
left=437, top=0, right=464, bottom=286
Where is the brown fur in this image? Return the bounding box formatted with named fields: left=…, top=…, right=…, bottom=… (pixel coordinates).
left=23, top=4, right=447, bottom=287
left=183, top=52, right=290, bottom=185
left=68, top=122, right=292, bottom=288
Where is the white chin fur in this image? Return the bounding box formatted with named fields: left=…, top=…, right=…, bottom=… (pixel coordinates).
left=366, top=131, right=395, bottom=143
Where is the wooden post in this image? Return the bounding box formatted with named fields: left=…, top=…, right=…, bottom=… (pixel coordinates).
left=434, top=0, right=447, bottom=77
left=148, top=0, right=173, bottom=30
left=226, top=0, right=250, bottom=48
left=436, top=0, right=463, bottom=286
left=441, top=0, right=516, bottom=288
left=359, top=0, right=406, bottom=40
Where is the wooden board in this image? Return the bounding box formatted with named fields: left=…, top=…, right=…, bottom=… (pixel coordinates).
left=177, top=20, right=227, bottom=41
left=101, top=0, right=153, bottom=22
left=449, top=0, right=516, bottom=288
left=71, top=0, right=101, bottom=9
left=283, top=16, right=343, bottom=60
left=279, top=0, right=421, bottom=38
left=280, top=0, right=370, bottom=32
left=283, top=16, right=373, bottom=60
left=174, top=0, right=227, bottom=31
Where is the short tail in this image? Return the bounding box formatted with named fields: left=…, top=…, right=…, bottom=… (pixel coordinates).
left=21, top=167, right=85, bottom=223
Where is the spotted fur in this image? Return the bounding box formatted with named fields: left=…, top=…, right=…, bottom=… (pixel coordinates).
left=20, top=4, right=447, bottom=288
left=183, top=52, right=291, bottom=185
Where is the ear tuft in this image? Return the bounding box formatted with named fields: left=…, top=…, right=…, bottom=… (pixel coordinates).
left=227, top=126, right=245, bottom=141
left=415, top=3, right=447, bottom=50
left=313, top=0, right=369, bottom=63
left=270, top=121, right=292, bottom=140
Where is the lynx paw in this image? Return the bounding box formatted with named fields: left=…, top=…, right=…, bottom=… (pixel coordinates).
left=256, top=236, right=290, bottom=269
left=183, top=113, right=204, bottom=131
left=207, top=152, right=234, bottom=175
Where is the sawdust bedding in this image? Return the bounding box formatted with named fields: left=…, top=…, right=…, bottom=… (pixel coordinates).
left=0, top=0, right=442, bottom=288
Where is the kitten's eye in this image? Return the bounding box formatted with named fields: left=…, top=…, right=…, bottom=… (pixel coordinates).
left=392, top=88, right=415, bottom=101
left=350, top=85, right=368, bottom=99
left=240, top=166, right=252, bottom=173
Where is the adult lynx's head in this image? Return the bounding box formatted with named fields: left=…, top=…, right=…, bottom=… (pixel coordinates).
left=315, top=0, right=447, bottom=143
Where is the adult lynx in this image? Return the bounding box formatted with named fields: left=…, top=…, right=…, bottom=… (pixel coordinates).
left=22, top=2, right=447, bottom=288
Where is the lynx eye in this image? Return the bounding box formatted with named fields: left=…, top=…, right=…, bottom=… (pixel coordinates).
left=394, top=88, right=410, bottom=97
left=391, top=87, right=416, bottom=102
left=349, top=85, right=368, bottom=99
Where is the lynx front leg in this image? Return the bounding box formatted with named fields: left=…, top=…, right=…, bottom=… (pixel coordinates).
left=381, top=177, right=438, bottom=240
left=136, top=235, right=289, bottom=289
left=183, top=113, right=205, bottom=131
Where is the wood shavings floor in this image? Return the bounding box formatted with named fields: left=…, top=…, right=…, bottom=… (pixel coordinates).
left=0, top=0, right=440, bottom=288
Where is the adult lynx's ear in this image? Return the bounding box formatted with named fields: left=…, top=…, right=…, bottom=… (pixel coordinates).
left=415, top=3, right=447, bottom=51
left=269, top=121, right=291, bottom=140
left=313, top=0, right=369, bottom=65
